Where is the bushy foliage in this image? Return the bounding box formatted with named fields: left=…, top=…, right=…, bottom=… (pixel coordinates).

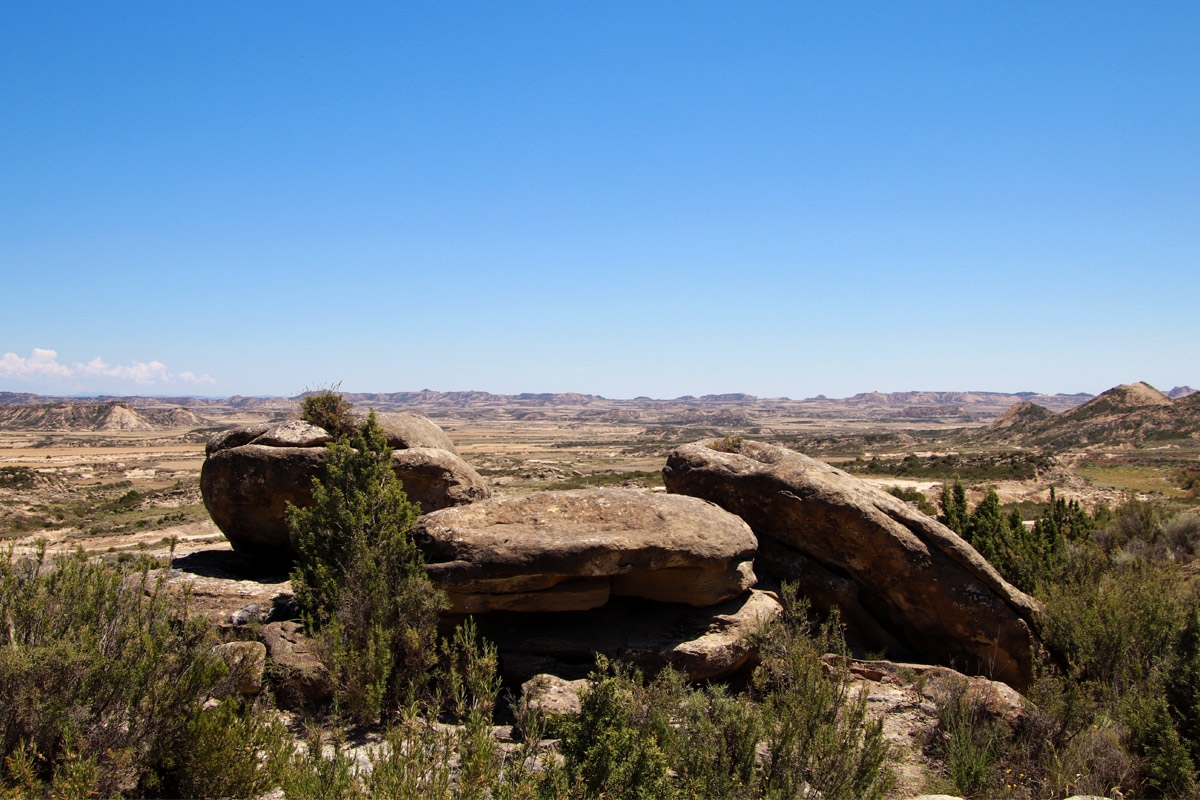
left=752, top=590, right=893, bottom=800
left=299, top=384, right=358, bottom=440
left=546, top=591, right=892, bottom=800
left=287, top=410, right=445, bottom=724
left=887, top=484, right=938, bottom=516
left=927, top=489, right=1200, bottom=798
left=940, top=479, right=1068, bottom=593
left=928, top=676, right=1011, bottom=798
left=0, top=544, right=288, bottom=797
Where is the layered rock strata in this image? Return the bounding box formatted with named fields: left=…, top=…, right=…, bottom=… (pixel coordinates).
left=411, top=488, right=758, bottom=613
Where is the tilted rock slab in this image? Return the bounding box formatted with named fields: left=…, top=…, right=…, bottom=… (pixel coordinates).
left=411, top=488, right=758, bottom=613
left=663, top=440, right=1043, bottom=689
left=480, top=590, right=782, bottom=683
left=201, top=418, right=490, bottom=561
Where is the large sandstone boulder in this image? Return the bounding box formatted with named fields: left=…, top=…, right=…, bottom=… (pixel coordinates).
left=411, top=488, right=758, bottom=613
left=663, top=440, right=1043, bottom=689
left=201, top=417, right=490, bottom=561
left=390, top=447, right=491, bottom=513
left=368, top=411, right=460, bottom=455
left=202, top=444, right=326, bottom=558
left=480, top=590, right=782, bottom=683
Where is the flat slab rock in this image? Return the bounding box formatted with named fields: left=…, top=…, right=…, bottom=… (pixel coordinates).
left=412, top=488, right=758, bottom=612
left=479, top=589, right=782, bottom=683
left=664, top=440, right=1043, bottom=690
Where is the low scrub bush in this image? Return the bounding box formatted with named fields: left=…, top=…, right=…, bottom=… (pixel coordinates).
left=887, top=484, right=938, bottom=516
left=299, top=383, right=358, bottom=439
left=0, top=543, right=288, bottom=797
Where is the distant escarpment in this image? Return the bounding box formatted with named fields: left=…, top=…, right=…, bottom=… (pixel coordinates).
left=0, top=401, right=207, bottom=432
left=967, top=382, right=1200, bottom=451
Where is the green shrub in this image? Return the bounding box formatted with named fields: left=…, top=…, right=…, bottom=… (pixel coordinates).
left=752, top=590, right=893, bottom=800
left=556, top=659, right=678, bottom=799
left=0, top=543, right=289, bottom=797
left=887, top=484, right=938, bottom=516
left=299, top=384, right=358, bottom=440
left=287, top=410, right=446, bottom=724
left=708, top=435, right=745, bottom=453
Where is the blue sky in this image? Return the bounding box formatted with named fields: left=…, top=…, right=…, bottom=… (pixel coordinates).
left=2, top=2, right=1197, bottom=399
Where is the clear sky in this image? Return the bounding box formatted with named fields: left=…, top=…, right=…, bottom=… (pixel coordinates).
left=2, top=2, right=1197, bottom=400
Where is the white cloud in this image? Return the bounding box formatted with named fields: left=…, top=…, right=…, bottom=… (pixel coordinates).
left=0, top=348, right=75, bottom=379
left=0, top=348, right=215, bottom=388
left=177, top=371, right=216, bottom=384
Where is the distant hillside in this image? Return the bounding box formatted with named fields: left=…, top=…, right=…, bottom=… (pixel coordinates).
left=0, top=402, right=207, bottom=432
left=970, top=382, right=1200, bottom=450
left=0, top=386, right=1123, bottom=428
left=829, top=390, right=1092, bottom=413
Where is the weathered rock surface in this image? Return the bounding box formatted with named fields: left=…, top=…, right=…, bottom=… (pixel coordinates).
left=367, top=411, right=460, bottom=454
left=206, top=423, right=271, bottom=456
left=478, top=590, right=782, bottom=683
left=201, top=416, right=489, bottom=560
left=202, top=444, right=326, bottom=559
left=521, top=674, right=589, bottom=717
left=390, top=447, right=491, bottom=514
left=259, top=621, right=333, bottom=710
left=248, top=419, right=332, bottom=448
left=412, top=488, right=757, bottom=613
left=663, top=440, right=1043, bottom=689
left=825, top=657, right=1029, bottom=799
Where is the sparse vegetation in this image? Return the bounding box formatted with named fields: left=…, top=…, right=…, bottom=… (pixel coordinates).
left=0, top=544, right=289, bottom=798
left=927, top=487, right=1200, bottom=798
left=844, top=451, right=1055, bottom=482
left=544, top=469, right=664, bottom=490
left=886, top=485, right=938, bottom=516
left=298, top=383, right=358, bottom=439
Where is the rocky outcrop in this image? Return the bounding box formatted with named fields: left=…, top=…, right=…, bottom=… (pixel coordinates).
left=205, top=423, right=270, bottom=455
left=412, top=488, right=758, bottom=613
left=390, top=447, right=491, bottom=514
left=521, top=674, right=589, bottom=717
left=202, top=444, right=326, bottom=559
left=259, top=621, right=334, bottom=710
left=479, top=590, right=782, bottom=684
left=248, top=420, right=332, bottom=448
left=201, top=416, right=490, bottom=560
left=663, top=440, right=1042, bottom=689
left=369, top=411, right=460, bottom=454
